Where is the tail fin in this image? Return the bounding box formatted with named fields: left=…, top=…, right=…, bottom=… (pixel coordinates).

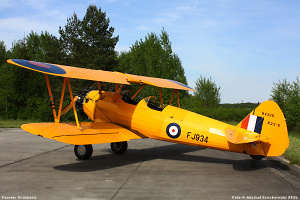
left=237, top=100, right=289, bottom=157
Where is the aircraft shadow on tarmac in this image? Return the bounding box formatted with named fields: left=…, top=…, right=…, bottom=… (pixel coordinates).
left=54, top=143, right=282, bottom=172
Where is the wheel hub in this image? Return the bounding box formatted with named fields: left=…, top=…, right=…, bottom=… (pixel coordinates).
left=77, top=145, right=86, bottom=156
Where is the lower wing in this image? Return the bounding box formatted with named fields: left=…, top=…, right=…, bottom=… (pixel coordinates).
left=21, top=122, right=147, bottom=145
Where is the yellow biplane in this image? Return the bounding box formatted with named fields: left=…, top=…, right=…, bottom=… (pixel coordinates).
left=7, top=59, right=289, bottom=163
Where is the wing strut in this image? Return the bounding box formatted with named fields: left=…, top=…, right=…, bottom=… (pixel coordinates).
left=45, top=74, right=57, bottom=121
left=169, top=89, right=180, bottom=108
left=176, top=89, right=180, bottom=108
left=159, top=87, right=164, bottom=108
left=131, top=84, right=145, bottom=100
left=44, top=75, right=80, bottom=129
left=169, top=89, right=175, bottom=106
left=56, top=78, right=67, bottom=123
left=67, top=78, right=80, bottom=129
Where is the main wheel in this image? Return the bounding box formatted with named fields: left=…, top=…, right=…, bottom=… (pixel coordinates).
left=111, top=142, right=128, bottom=154
left=74, top=145, right=93, bottom=160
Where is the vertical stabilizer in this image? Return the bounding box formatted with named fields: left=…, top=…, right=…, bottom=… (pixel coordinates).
left=238, top=101, right=289, bottom=156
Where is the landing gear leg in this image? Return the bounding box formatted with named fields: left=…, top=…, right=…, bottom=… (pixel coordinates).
left=74, top=145, right=93, bottom=160
left=111, top=141, right=128, bottom=154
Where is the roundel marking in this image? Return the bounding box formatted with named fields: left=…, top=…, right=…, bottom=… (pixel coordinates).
left=166, top=123, right=181, bottom=139
left=11, top=59, right=66, bottom=75
left=28, top=61, right=51, bottom=68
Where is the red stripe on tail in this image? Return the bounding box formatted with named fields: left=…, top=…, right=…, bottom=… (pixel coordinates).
left=241, top=115, right=250, bottom=130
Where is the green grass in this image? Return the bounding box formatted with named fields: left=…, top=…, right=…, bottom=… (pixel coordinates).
left=0, top=119, right=39, bottom=128
left=284, top=132, right=300, bottom=166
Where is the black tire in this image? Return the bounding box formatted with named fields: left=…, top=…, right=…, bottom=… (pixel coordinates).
left=250, top=155, right=265, bottom=160
left=74, top=145, right=93, bottom=160
left=111, top=142, right=128, bottom=154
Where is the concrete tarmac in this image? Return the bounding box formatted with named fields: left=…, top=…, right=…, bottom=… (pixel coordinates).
left=0, top=128, right=299, bottom=200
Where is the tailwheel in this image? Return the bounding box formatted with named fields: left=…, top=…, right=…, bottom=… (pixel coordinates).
left=250, top=155, right=265, bottom=168
left=111, top=141, right=128, bottom=154
left=250, top=155, right=265, bottom=160
left=74, top=145, right=93, bottom=160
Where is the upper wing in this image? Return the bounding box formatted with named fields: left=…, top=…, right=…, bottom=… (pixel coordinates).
left=7, top=59, right=194, bottom=91
left=125, top=73, right=194, bottom=91
left=7, top=59, right=129, bottom=85
left=21, top=122, right=147, bottom=145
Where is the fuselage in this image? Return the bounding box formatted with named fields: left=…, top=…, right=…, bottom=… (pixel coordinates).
left=8, top=59, right=289, bottom=160
left=83, top=90, right=264, bottom=156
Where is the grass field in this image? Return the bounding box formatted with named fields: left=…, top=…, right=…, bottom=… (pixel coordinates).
left=284, top=132, right=300, bottom=165
left=0, top=119, right=299, bottom=165
left=0, top=119, right=39, bottom=128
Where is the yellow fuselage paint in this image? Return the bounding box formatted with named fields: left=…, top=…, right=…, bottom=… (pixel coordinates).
left=83, top=91, right=266, bottom=156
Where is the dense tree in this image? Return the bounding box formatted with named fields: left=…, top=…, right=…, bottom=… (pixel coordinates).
left=118, top=29, right=188, bottom=103
left=39, top=31, right=64, bottom=63
left=194, top=75, right=221, bottom=108
left=271, top=77, right=300, bottom=131
left=8, top=31, right=63, bottom=63
left=59, top=5, right=119, bottom=70
left=9, top=38, right=29, bottom=60
left=0, top=41, right=12, bottom=119
left=0, top=32, right=65, bottom=120
left=0, top=41, right=7, bottom=66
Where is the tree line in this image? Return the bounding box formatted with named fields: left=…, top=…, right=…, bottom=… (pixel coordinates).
left=0, top=4, right=299, bottom=134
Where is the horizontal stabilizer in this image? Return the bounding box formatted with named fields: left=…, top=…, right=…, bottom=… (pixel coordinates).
left=21, top=122, right=146, bottom=145
left=226, top=127, right=260, bottom=144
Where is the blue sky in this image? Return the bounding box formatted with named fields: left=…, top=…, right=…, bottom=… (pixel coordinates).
left=1, top=0, right=299, bottom=103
